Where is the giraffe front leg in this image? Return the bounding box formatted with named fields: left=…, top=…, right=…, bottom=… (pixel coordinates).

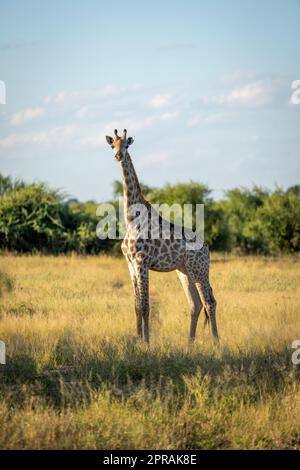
left=135, top=298, right=143, bottom=339
left=127, top=260, right=143, bottom=339
left=135, top=264, right=150, bottom=343
left=133, top=277, right=143, bottom=339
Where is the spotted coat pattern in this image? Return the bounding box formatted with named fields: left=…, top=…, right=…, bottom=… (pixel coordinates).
left=106, top=130, right=219, bottom=343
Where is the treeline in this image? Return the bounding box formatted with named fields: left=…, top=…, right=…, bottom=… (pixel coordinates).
left=0, top=174, right=299, bottom=255
left=0, top=174, right=112, bottom=254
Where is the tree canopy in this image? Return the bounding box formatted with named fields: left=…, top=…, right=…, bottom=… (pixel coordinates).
left=0, top=174, right=299, bottom=255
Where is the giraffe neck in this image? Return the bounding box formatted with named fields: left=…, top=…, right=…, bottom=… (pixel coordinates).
left=120, top=152, right=147, bottom=225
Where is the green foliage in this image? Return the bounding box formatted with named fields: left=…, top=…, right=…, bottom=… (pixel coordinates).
left=0, top=173, right=25, bottom=196
left=222, top=186, right=269, bottom=254
left=0, top=177, right=108, bottom=254
left=148, top=181, right=210, bottom=206
left=0, top=173, right=299, bottom=254
left=222, top=186, right=300, bottom=254
left=258, top=188, right=300, bottom=253
left=204, top=200, right=232, bottom=251
left=0, top=183, right=76, bottom=253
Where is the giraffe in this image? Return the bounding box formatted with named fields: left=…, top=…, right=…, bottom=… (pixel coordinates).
left=105, top=129, right=219, bottom=344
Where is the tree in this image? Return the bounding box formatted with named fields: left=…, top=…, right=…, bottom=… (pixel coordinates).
left=1, top=173, right=299, bottom=255
left=222, top=186, right=269, bottom=253
left=258, top=188, right=300, bottom=253
left=0, top=173, right=25, bottom=196
left=0, top=183, right=108, bottom=254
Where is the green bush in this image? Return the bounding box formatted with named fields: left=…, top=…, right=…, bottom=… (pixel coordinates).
left=258, top=188, right=300, bottom=253
left=222, top=186, right=268, bottom=254
left=0, top=174, right=299, bottom=255
left=0, top=183, right=76, bottom=252
left=0, top=178, right=108, bottom=254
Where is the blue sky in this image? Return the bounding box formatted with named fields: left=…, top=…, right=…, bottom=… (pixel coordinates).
left=0, top=0, right=300, bottom=201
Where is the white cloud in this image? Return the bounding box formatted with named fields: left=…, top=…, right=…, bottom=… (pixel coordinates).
left=2, top=84, right=181, bottom=151
left=202, top=80, right=277, bottom=108
left=138, top=152, right=170, bottom=168
left=79, top=125, right=108, bottom=147
left=10, top=107, right=45, bottom=125
left=220, top=81, right=274, bottom=106
left=75, top=106, right=96, bottom=120
left=54, top=91, right=67, bottom=104
left=126, top=111, right=179, bottom=132
left=44, top=84, right=134, bottom=106
left=0, top=125, right=78, bottom=148
left=150, top=94, right=171, bottom=108
left=160, top=111, right=179, bottom=120
left=0, top=109, right=181, bottom=151
left=80, top=117, right=159, bottom=147
left=221, top=70, right=257, bottom=86
left=186, top=112, right=231, bottom=127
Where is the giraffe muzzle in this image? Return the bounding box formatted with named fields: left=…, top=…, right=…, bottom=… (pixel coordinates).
left=115, top=152, right=124, bottom=161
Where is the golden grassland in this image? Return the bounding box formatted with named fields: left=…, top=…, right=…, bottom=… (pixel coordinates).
left=0, top=253, right=299, bottom=449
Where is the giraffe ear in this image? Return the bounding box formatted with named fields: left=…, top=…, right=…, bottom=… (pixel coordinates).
left=127, top=137, right=135, bottom=146
left=105, top=136, right=114, bottom=146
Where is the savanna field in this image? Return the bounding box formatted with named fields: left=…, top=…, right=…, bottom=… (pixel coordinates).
left=0, top=254, right=299, bottom=449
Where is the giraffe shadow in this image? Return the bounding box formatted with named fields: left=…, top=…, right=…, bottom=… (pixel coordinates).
left=36, top=338, right=297, bottom=408
left=1, top=353, right=38, bottom=383
left=149, top=296, right=161, bottom=337
left=2, top=336, right=297, bottom=409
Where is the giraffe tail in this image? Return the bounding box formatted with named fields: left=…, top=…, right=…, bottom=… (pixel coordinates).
left=204, top=308, right=210, bottom=328
left=204, top=286, right=216, bottom=328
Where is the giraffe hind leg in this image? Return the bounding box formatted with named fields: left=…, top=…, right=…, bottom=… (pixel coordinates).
left=184, top=250, right=219, bottom=343
left=196, top=280, right=219, bottom=343
left=176, top=270, right=203, bottom=342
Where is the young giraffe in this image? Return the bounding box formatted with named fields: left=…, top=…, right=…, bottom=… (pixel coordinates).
left=105, top=129, right=219, bottom=344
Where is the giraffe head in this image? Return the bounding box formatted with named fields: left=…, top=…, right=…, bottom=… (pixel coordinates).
left=105, top=129, right=134, bottom=161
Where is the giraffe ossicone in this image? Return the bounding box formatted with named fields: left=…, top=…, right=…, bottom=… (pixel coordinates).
left=105, top=129, right=219, bottom=344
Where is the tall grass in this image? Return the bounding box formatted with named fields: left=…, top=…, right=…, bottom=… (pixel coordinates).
left=0, top=254, right=299, bottom=449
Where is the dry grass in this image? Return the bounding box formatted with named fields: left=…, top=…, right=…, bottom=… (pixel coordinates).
left=0, top=253, right=299, bottom=449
